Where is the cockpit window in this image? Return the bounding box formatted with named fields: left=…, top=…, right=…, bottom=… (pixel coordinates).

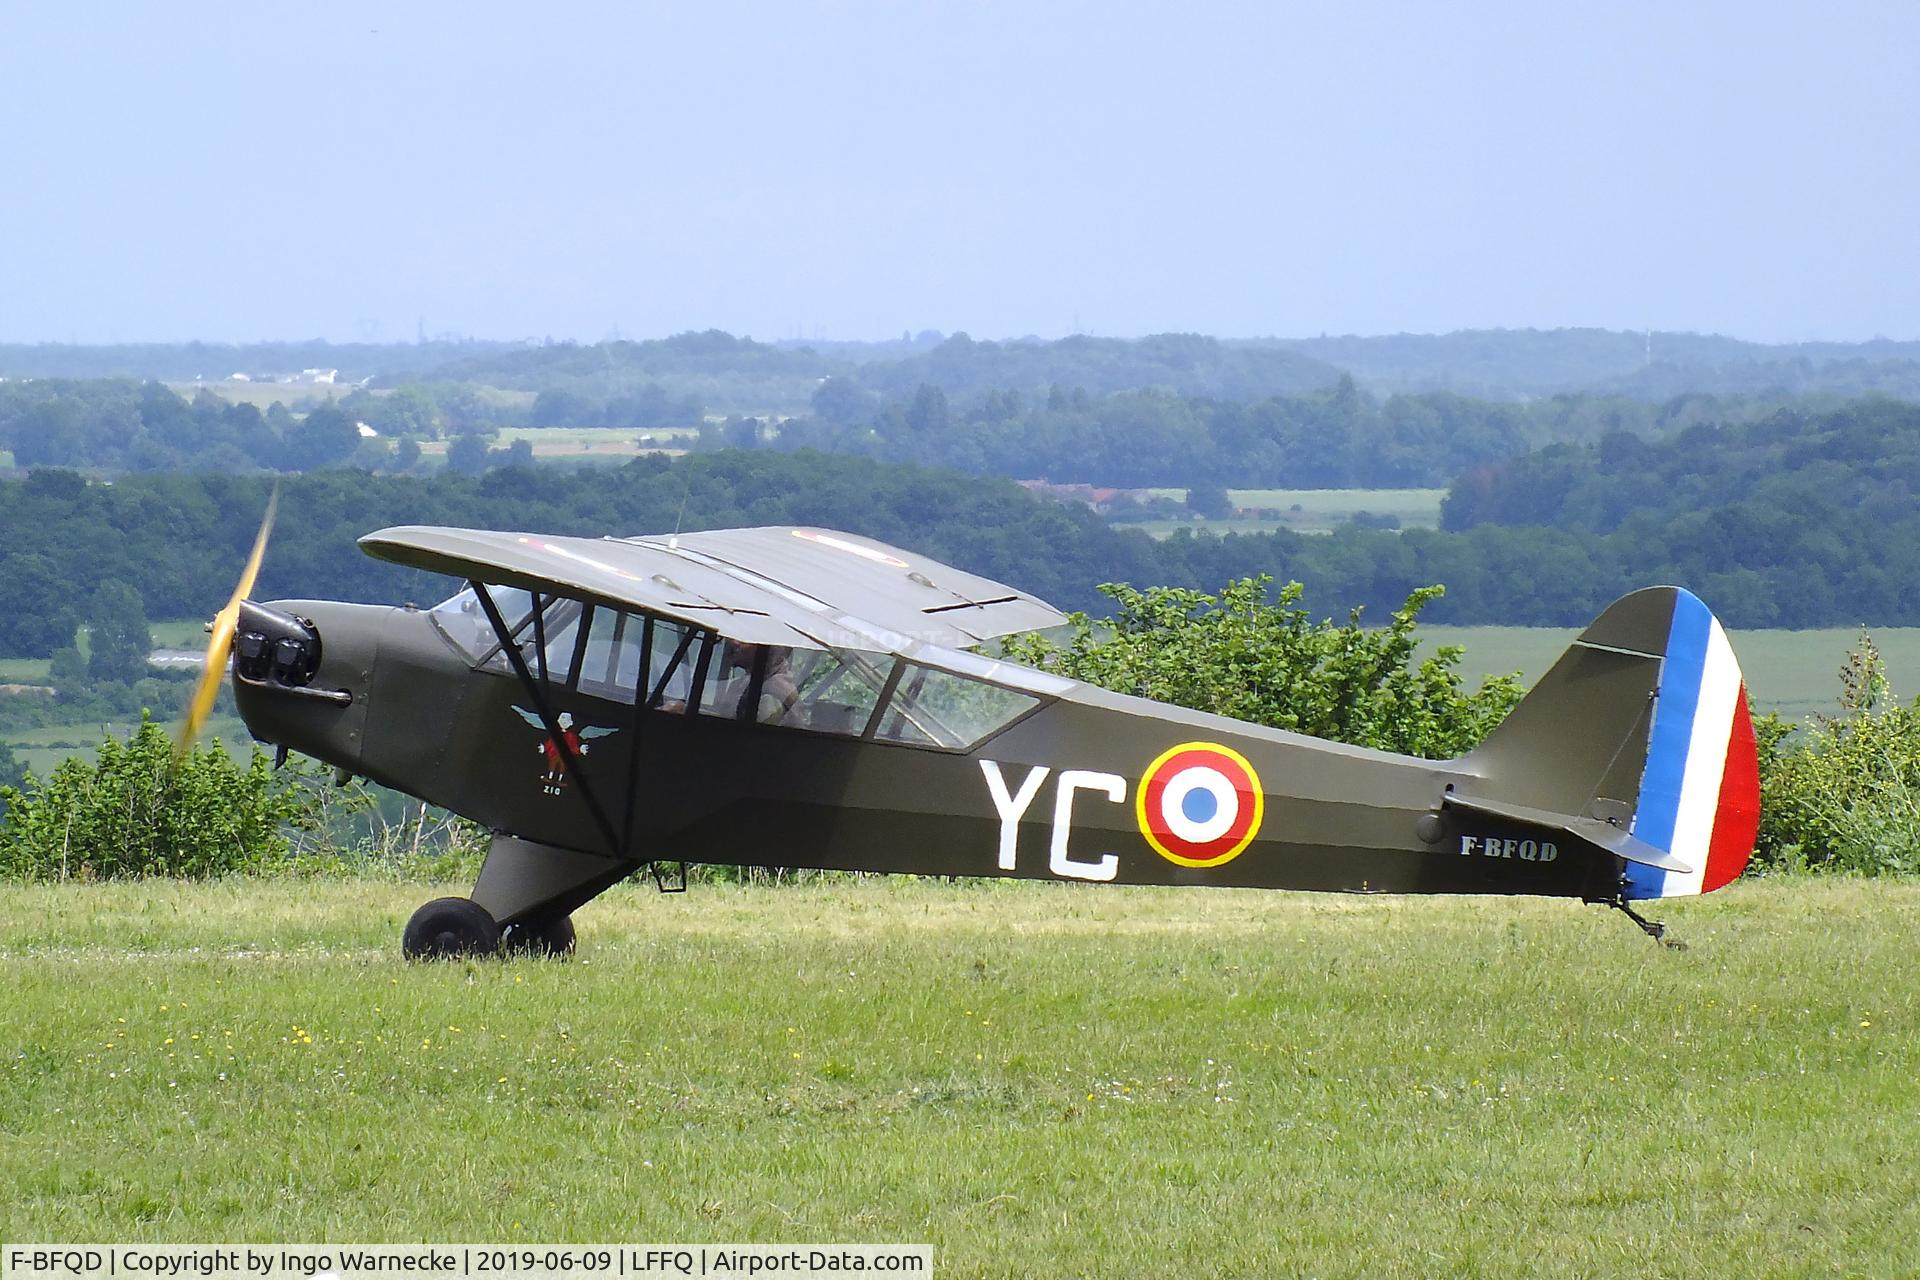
left=873, top=664, right=1040, bottom=749
left=577, top=608, right=650, bottom=704
left=468, top=595, right=584, bottom=681
left=429, top=586, right=534, bottom=663
left=435, top=587, right=1046, bottom=749
left=753, top=646, right=896, bottom=737
left=644, top=619, right=703, bottom=711
left=698, top=639, right=765, bottom=720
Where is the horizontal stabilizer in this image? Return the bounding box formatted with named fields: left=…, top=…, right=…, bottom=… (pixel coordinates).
left=1444, top=792, right=1695, bottom=875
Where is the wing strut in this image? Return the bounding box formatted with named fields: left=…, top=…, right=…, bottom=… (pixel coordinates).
left=472, top=581, right=625, bottom=863
left=621, top=614, right=688, bottom=893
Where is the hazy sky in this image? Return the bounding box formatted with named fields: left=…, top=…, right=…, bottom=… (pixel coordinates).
left=1, top=1, right=1913, bottom=345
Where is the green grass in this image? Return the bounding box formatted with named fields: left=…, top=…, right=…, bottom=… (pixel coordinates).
left=0, top=657, right=52, bottom=683
left=4, top=716, right=250, bottom=776
left=1132, top=488, right=1446, bottom=537
left=1425, top=626, right=1920, bottom=722
left=148, top=618, right=211, bottom=650
left=1229, top=487, right=1447, bottom=523
left=416, top=426, right=697, bottom=463
left=0, top=877, right=1914, bottom=1274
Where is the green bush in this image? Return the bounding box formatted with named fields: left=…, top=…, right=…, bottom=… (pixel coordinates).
left=1005, top=577, right=1524, bottom=760
left=0, top=739, right=23, bottom=792
left=0, top=714, right=310, bottom=880
left=278, top=778, right=489, bottom=881
left=1755, top=635, right=1920, bottom=876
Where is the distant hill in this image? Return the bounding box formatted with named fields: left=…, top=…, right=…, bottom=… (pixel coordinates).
left=1267, top=329, right=1920, bottom=400
left=0, top=340, right=508, bottom=384
left=1420, top=398, right=1920, bottom=625
left=423, top=330, right=835, bottom=384
left=1592, top=356, right=1920, bottom=401
left=13, top=329, right=1919, bottom=418
left=418, top=330, right=839, bottom=415
left=422, top=330, right=1344, bottom=414
left=852, top=332, right=1343, bottom=403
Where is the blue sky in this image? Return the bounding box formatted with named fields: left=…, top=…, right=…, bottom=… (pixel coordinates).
left=1, top=1, right=1913, bottom=343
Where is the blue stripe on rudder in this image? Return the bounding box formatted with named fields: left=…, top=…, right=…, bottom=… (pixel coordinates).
left=1625, top=590, right=1711, bottom=897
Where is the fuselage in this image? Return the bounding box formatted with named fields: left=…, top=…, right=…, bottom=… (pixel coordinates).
left=236, top=593, right=1620, bottom=903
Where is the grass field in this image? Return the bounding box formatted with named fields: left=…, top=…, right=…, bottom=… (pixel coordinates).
left=147, top=619, right=210, bottom=650
left=1426, top=626, right=1920, bottom=723
left=0, top=876, right=1913, bottom=1274
left=0, top=656, right=52, bottom=684
left=1132, top=488, right=1446, bottom=537
left=4, top=715, right=250, bottom=776
left=416, top=426, right=696, bottom=463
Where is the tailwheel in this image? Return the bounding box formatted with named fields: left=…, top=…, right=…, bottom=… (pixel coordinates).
left=501, top=914, right=577, bottom=959
left=403, top=896, right=501, bottom=961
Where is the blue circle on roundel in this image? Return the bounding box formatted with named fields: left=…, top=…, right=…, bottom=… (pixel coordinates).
left=1181, top=787, right=1219, bottom=824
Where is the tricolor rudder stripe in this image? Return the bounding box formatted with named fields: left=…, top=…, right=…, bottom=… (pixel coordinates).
left=1624, top=589, right=1761, bottom=899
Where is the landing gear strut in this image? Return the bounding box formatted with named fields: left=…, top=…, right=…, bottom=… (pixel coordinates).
left=403, top=897, right=500, bottom=960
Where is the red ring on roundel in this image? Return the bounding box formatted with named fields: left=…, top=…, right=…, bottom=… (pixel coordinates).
left=1136, top=742, right=1265, bottom=868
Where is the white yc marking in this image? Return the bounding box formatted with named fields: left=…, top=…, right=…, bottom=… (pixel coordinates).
left=1050, top=770, right=1124, bottom=881
left=980, top=759, right=1126, bottom=881
left=980, top=760, right=1051, bottom=870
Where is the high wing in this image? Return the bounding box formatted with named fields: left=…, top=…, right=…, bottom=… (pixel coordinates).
left=358, top=525, right=1067, bottom=654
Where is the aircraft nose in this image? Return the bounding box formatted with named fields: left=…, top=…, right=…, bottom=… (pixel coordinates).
left=231, top=599, right=386, bottom=773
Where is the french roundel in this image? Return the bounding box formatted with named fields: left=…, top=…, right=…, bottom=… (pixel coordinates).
left=1136, top=742, right=1265, bottom=868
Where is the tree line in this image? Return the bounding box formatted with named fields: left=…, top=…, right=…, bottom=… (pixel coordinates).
left=0, top=378, right=715, bottom=473
left=1, top=404, right=1919, bottom=661
left=772, top=375, right=1843, bottom=489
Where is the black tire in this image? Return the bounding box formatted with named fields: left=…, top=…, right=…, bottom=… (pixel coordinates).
left=402, top=897, right=500, bottom=961
left=501, top=914, right=576, bottom=958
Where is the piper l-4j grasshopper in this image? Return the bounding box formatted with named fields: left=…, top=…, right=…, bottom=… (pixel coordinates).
left=188, top=515, right=1760, bottom=959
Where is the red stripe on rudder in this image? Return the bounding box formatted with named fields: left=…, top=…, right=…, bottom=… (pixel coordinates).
left=1703, top=688, right=1761, bottom=892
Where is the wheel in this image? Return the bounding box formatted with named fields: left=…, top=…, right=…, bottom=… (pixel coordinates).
left=501, top=914, right=576, bottom=958
left=403, top=897, right=500, bottom=961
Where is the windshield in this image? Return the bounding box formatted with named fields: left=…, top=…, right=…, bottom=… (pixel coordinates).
left=429, top=586, right=535, bottom=662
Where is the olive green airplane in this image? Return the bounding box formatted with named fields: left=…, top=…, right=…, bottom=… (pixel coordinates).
left=183, top=505, right=1761, bottom=959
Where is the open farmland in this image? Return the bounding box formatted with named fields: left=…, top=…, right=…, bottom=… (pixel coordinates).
left=1424, top=626, right=1920, bottom=724
left=416, top=425, right=697, bottom=463
left=0, top=876, right=1913, bottom=1276
left=1131, top=488, right=1446, bottom=537
left=0, top=657, right=52, bottom=684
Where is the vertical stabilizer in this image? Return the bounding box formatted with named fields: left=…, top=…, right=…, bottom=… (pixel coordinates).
left=1622, top=590, right=1760, bottom=898
left=1463, top=587, right=1760, bottom=900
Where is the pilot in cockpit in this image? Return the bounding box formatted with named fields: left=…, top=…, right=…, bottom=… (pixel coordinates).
left=710, top=640, right=801, bottom=722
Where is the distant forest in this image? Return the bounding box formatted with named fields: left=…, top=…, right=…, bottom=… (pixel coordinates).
left=3, top=330, right=1919, bottom=642
left=0, top=364, right=1880, bottom=490
left=7, top=327, right=1919, bottom=408
left=2, top=401, right=1920, bottom=661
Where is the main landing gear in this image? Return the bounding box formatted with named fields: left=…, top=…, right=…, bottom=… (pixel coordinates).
left=401, top=836, right=633, bottom=960
left=401, top=896, right=577, bottom=961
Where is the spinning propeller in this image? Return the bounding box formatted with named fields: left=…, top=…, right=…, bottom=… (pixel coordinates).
left=179, top=485, right=278, bottom=751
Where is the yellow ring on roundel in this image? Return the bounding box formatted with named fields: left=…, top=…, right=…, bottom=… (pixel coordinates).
left=1135, top=740, right=1266, bottom=868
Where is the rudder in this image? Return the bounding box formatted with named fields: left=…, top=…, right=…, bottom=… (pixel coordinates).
left=1461, top=587, right=1759, bottom=900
